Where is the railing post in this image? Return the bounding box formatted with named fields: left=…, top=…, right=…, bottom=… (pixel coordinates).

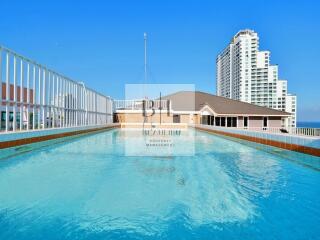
left=95, top=93, right=97, bottom=125
left=42, top=69, right=46, bottom=129
left=0, top=48, right=2, bottom=117
left=13, top=56, right=17, bottom=132
left=20, top=59, right=23, bottom=130
left=76, top=83, right=78, bottom=126
left=58, top=77, right=62, bottom=128
left=38, top=67, right=41, bottom=129
left=26, top=63, right=30, bottom=130
left=52, top=73, right=55, bottom=128
left=63, top=77, right=65, bottom=128
left=48, top=71, right=51, bottom=128
left=32, top=66, right=36, bottom=130
left=5, top=52, right=10, bottom=132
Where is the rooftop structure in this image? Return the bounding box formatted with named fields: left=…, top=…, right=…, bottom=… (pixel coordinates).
left=115, top=91, right=291, bottom=129
left=163, top=91, right=290, bottom=116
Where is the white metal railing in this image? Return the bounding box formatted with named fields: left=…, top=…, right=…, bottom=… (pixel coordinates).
left=200, top=124, right=320, bottom=137
left=235, top=127, right=320, bottom=137
left=0, top=45, right=113, bottom=133
left=114, top=99, right=170, bottom=111
left=288, top=127, right=320, bottom=137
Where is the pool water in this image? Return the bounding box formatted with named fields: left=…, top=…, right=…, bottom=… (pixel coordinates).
left=0, top=129, right=319, bottom=239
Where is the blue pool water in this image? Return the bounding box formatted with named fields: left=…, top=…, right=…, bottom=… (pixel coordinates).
left=0, top=129, right=319, bottom=240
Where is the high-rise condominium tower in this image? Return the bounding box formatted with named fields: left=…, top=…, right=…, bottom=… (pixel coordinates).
left=216, top=29, right=296, bottom=127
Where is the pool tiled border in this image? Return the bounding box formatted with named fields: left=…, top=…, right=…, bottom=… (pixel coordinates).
left=0, top=124, right=120, bottom=149
left=195, top=125, right=320, bottom=157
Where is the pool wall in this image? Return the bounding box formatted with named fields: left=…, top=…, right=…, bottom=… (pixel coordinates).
left=195, top=124, right=320, bottom=157
left=0, top=123, right=120, bottom=149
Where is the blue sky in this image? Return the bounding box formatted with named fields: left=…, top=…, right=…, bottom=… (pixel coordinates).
left=1, top=0, right=320, bottom=121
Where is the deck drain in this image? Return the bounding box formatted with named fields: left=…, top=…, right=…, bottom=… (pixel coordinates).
left=177, top=177, right=186, bottom=186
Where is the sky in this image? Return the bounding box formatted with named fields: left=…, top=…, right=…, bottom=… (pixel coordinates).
left=0, top=0, right=320, bottom=121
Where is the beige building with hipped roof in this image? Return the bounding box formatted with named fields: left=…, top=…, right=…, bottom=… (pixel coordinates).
left=114, top=91, right=291, bottom=129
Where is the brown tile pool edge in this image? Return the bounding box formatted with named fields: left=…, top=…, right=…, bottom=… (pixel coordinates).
left=195, top=126, right=320, bottom=157
left=0, top=125, right=119, bottom=149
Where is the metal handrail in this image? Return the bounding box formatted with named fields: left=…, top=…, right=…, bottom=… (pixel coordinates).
left=0, top=45, right=113, bottom=132
left=200, top=125, right=320, bottom=137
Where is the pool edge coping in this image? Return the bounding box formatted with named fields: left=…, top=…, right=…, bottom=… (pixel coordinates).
left=0, top=124, right=120, bottom=149
left=194, top=125, right=320, bottom=157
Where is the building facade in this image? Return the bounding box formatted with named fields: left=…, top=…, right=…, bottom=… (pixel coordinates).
left=114, top=91, right=291, bottom=129
left=216, top=29, right=297, bottom=127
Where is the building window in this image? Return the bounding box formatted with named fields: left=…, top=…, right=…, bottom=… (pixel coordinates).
left=232, top=117, right=237, bottom=127
left=215, top=117, right=220, bottom=126
left=173, top=115, right=181, bottom=123
left=227, top=117, right=232, bottom=127
left=210, top=116, right=215, bottom=126
left=263, top=117, right=268, bottom=128
left=221, top=117, right=226, bottom=127
left=244, top=117, right=248, bottom=128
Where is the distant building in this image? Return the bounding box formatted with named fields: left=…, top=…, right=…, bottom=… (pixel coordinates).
left=216, top=29, right=297, bottom=127
left=0, top=83, right=34, bottom=130
left=115, top=91, right=291, bottom=128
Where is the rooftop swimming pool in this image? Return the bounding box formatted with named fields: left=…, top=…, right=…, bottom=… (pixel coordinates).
left=0, top=129, right=319, bottom=239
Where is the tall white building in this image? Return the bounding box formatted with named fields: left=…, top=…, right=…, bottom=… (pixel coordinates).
left=216, top=29, right=296, bottom=127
